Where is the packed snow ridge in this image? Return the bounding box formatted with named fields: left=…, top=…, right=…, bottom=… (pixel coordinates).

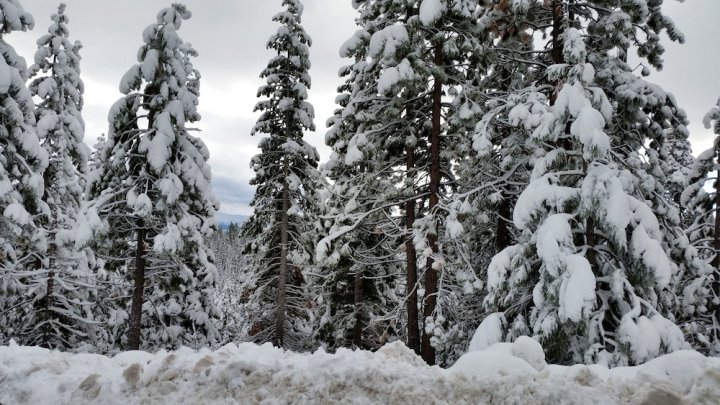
left=2, top=338, right=719, bottom=404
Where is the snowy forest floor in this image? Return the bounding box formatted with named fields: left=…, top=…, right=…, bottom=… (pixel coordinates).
left=1, top=341, right=719, bottom=404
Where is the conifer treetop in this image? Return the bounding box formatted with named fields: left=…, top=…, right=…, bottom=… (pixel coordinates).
left=253, top=0, right=315, bottom=137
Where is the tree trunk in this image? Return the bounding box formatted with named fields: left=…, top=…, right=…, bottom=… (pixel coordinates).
left=41, top=271, right=55, bottom=347
left=713, top=139, right=720, bottom=327
left=551, top=0, right=564, bottom=65
left=550, top=0, right=565, bottom=105
left=495, top=66, right=513, bottom=254
left=39, top=168, right=54, bottom=348
left=406, top=144, right=420, bottom=354
left=276, top=158, right=290, bottom=348
left=585, top=158, right=597, bottom=272
left=422, top=41, right=443, bottom=366
left=496, top=196, right=512, bottom=253
left=353, top=269, right=364, bottom=348
left=127, top=222, right=146, bottom=350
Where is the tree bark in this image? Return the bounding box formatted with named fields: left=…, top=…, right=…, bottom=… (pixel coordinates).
left=551, top=0, right=564, bottom=65
left=495, top=66, right=513, bottom=254
left=550, top=0, right=565, bottom=105
left=40, top=168, right=54, bottom=348
left=585, top=189, right=597, bottom=272
left=496, top=196, right=512, bottom=253
left=422, top=41, right=443, bottom=366
left=41, top=271, right=55, bottom=347
left=276, top=158, right=290, bottom=348
left=127, top=222, right=146, bottom=350
left=713, top=139, right=720, bottom=327
left=353, top=269, right=364, bottom=348
left=405, top=144, right=420, bottom=354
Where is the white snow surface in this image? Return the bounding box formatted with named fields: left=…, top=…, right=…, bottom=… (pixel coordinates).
left=419, top=0, right=444, bottom=26
left=2, top=340, right=719, bottom=404
left=468, top=312, right=504, bottom=351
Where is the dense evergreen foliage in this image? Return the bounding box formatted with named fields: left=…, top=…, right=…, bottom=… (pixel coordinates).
left=83, top=4, right=220, bottom=351
left=21, top=3, right=96, bottom=349
left=240, top=0, right=320, bottom=350
left=0, top=0, right=49, bottom=346
left=0, top=0, right=717, bottom=365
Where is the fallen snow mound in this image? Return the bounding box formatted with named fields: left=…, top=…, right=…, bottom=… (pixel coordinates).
left=1, top=339, right=719, bottom=404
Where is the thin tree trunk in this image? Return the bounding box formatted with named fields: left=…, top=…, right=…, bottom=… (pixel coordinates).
left=353, top=269, right=364, bottom=348
left=127, top=222, right=146, bottom=350
left=495, top=64, right=513, bottom=254
left=550, top=0, right=564, bottom=105
left=422, top=41, right=443, bottom=366
left=276, top=158, right=290, bottom=348
left=40, top=169, right=54, bottom=348
left=496, top=196, right=512, bottom=253
left=713, top=140, right=720, bottom=327
left=41, top=271, right=55, bottom=347
left=585, top=160, right=597, bottom=272
left=406, top=144, right=420, bottom=354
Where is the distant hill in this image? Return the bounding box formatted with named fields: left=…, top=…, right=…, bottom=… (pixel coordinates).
left=215, top=213, right=249, bottom=230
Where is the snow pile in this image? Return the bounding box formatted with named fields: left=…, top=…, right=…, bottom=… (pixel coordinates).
left=1, top=340, right=719, bottom=404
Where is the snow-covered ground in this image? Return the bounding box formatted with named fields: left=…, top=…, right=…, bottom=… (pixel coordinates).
left=1, top=339, right=719, bottom=404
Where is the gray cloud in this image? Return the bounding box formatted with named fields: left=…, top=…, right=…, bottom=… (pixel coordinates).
left=211, top=175, right=256, bottom=215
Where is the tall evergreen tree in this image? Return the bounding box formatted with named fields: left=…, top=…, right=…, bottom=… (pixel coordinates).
left=320, top=0, right=491, bottom=365
left=0, top=0, right=49, bottom=345
left=316, top=0, right=420, bottom=353
left=482, top=0, right=695, bottom=366
left=408, top=0, right=491, bottom=365
left=677, top=98, right=720, bottom=354
left=84, top=4, right=220, bottom=351
left=21, top=3, right=96, bottom=349
left=241, top=0, right=320, bottom=350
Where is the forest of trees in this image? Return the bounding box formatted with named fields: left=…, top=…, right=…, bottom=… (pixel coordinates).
left=0, top=0, right=718, bottom=368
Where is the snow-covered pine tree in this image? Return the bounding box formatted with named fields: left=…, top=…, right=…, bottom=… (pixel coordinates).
left=483, top=0, right=690, bottom=364
left=84, top=4, right=220, bottom=351
left=241, top=0, right=320, bottom=350
left=320, top=0, right=492, bottom=364
left=573, top=0, right=706, bottom=359
left=20, top=3, right=96, bottom=349
left=315, top=0, right=421, bottom=353
left=677, top=98, right=720, bottom=354
left=0, top=0, right=50, bottom=345
left=409, top=0, right=493, bottom=365
left=446, top=0, right=549, bottom=362
left=462, top=0, right=550, bottom=256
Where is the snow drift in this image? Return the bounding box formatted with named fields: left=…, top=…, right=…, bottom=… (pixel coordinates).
left=1, top=340, right=719, bottom=404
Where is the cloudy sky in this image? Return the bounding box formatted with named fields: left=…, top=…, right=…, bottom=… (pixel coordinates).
left=9, top=0, right=720, bottom=215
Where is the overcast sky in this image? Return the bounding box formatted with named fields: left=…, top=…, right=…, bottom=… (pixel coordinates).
left=8, top=0, right=720, bottom=215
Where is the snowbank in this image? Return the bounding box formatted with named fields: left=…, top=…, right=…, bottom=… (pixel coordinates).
left=1, top=340, right=719, bottom=404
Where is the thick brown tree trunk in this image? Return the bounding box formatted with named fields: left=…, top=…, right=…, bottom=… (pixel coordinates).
left=127, top=222, right=146, bottom=350
left=276, top=158, right=290, bottom=348
left=405, top=145, right=420, bottom=354
left=422, top=42, right=443, bottom=366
